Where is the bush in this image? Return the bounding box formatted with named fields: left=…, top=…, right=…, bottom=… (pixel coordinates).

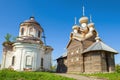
left=115, top=64, right=120, bottom=73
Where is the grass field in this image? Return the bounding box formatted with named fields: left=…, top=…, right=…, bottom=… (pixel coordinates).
left=0, top=69, right=75, bottom=80
left=81, top=72, right=120, bottom=80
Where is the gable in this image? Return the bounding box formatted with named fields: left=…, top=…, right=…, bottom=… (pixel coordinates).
left=82, top=40, right=94, bottom=50
left=67, top=39, right=82, bottom=50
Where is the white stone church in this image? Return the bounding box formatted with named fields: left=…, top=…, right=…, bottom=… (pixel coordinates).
left=1, top=17, right=53, bottom=71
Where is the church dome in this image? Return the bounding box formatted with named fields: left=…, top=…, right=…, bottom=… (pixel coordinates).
left=79, top=16, right=88, bottom=24
left=95, top=36, right=101, bottom=42
left=24, top=16, right=39, bottom=25
left=21, top=16, right=43, bottom=32
left=88, top=23, right=94, bottom=28
left=19, top=17, right=44, bottom=39
left=72, top=25, right=79, bottom=30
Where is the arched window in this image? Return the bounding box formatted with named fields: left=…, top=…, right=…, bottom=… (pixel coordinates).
left=21, top=28, right=24, bottom=35
left=38, top=31, right=41, bottom=37
left=29, top=28, right=33, bottom=36
left=41, top=58, right=43, bottom=69
left=12, top=56, right=15, bottom=66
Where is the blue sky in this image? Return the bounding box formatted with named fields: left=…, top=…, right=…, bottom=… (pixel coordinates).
left=0, top=0, right=120, bottom=65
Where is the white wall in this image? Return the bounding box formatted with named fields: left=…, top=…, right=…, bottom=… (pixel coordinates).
left=43, top=51, right=52, bottom=71
left=1, top=42, right=52, bottom=71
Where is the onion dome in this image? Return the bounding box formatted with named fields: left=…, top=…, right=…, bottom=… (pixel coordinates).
left=88, top=23, right=94, bottom=28
left=95, top=36, right=101, bottom=42
left=88, top=15, right=95, bottom=28
left=80, top=26, right=89, bottom=34
left=79, top=16, right=88, bottom=24
left=72, top=25, right=79, bottom=30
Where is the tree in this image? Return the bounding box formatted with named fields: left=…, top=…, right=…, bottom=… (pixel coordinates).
left=50, top=65, right=57, bottom=72
left=2, top=33, right=13, bottom=47
left=4, top=33, right=12, bottom=42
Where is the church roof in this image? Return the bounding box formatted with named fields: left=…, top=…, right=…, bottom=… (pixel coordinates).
left=62, top=52, right=67, bottom=57
left=24, top=16, right=40, bottom=25
left=56, top=52, right=67, bottom=60
left=82, top=41, right=118, bottom=54
left=21, top=16, right=44, bottom=32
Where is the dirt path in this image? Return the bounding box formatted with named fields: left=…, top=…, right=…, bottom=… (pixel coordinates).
left=56, top=73, right=106, bottom=80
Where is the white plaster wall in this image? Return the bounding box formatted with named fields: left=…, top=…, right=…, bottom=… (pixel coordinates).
left=1, top=50, right=15, bottom=69
left=36, top=48, right=44, bottom=70
left=13, top=42, right=45, bottom=71
left=1, top=42, right=52, bottom=72
left=4, top=51, right=13, bottom=68
left=13, top=49, right=22, bottom=71
left=1, top=52, right=6, bottom=69
left=43, top=52, right=52, bottom=71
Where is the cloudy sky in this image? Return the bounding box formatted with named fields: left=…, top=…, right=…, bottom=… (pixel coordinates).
left=0, top=0, right=120, bottom=64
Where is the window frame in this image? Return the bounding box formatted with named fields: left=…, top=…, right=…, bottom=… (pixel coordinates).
left=21, top=28, right=24, bottom=35
left=12, top=56, right=15, bottom=66
left=38, top=31, right=41, bottom=38
left=25, top=56, right=33, bottom=67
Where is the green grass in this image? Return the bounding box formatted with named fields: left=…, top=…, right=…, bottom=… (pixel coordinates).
left=80, top=72, right=120, bottom=80
left=0, top=69, right=75, bottom=80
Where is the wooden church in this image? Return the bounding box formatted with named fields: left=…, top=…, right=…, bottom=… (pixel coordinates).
left=56, top=7, right=118, bottom=73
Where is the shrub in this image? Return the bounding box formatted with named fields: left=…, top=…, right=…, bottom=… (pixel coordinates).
left=115, top=64, right=120, bottom=73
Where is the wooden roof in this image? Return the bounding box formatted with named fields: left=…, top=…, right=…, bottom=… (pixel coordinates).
left=56, top=52, right=67, bottom=60
left=82, top=41, right=118, bottom=54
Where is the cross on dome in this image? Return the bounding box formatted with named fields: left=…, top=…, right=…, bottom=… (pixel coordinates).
left=90, top=14, right=92, bottom=23
left=74, top=17, right=77, bottom=25
left=82, top=6, right=85, bottom=16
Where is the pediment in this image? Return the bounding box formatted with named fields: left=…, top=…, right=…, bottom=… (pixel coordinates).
left=66, top=39, right=82, bottom=49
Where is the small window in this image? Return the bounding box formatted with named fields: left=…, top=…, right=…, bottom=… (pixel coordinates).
left=71, top=52, right=73, bottom=55
left=76, top=57, right=79, bottom=61
left=41, top=58, right=43, bottom=68
left=76, top=50, right=79, bottom=53
left=38, top=31, right=41, bottom=37
left=12, top=56, right=15, bottom=66
left=21, top=28, right=24, bottom=35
